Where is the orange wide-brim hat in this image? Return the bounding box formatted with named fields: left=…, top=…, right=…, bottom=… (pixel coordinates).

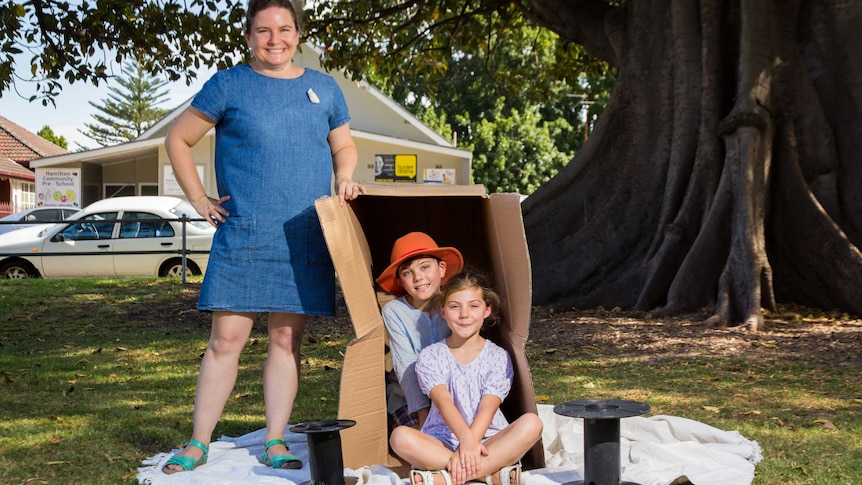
left=375, top=232, right=464, bottom=295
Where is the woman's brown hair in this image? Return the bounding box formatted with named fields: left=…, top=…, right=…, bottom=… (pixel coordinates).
left=245, top=0, right=301, bottom=33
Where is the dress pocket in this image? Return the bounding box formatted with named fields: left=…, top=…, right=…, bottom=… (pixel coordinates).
left=213, top=216, right=256, bottom=260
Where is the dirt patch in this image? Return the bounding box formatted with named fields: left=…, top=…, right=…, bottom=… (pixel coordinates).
left=527, top=306, right=862, bottom=367
left=164, top=283, right=861, bottom=367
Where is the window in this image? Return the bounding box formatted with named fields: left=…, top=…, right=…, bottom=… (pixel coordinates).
left=58, top=212, right=118, bottom=241
left=140, top=184, right=159, bottom=196
left=20, top=183, right=35, bottom=210
left=105, top=185, right=135, bottom=198
left=27, top=208, right=63, bottom=222
left=60, top=209, right=79, bottom=219
left=120, top=212, right=174, bottom=239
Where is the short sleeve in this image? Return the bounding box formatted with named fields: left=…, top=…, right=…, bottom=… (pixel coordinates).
left=416, top=343, right=448, bottom=396
left=480, top=345, right=513, bottom=401
left=326, top=77, right=351, bottom=131
left=382, top=300, right=431, bottom=413
left=191, top=72, right=227, bottom=124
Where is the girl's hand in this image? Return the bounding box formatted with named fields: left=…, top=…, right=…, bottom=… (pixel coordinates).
left=192, top=194, right=231, bottom=228
left=446, top=452, right=465, bottom=485
left=334, top=176, right=366, bottom=206
left=454, top=433, right=487, bottom=483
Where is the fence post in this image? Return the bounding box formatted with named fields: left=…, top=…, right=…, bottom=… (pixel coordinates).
left=180, top=215, right=189, bottom=284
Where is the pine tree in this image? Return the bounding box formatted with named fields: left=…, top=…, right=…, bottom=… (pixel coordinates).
left=80, top=58, right=171, bottom=146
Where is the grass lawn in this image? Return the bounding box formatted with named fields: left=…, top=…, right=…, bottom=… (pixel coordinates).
left=0, top=277, right=859, bottom=484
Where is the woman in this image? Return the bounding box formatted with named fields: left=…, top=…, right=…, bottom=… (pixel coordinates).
left=162, top=0, right=365, bottom=473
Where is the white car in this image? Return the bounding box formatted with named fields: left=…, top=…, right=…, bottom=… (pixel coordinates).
left=0, top=196, right=214, bottom=278
left=0, top=206, right=83, bottom=236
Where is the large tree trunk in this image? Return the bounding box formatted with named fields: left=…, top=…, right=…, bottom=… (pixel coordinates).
left=522, top=0, right=862, bottom=328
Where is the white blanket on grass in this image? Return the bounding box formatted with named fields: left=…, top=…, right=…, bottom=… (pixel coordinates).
left=137, top=404, right=761, bottom=485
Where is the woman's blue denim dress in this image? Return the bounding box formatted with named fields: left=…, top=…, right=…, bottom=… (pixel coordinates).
left=190, top=65, right=350, bottom=316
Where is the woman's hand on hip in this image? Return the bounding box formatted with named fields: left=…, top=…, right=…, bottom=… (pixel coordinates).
left=193, top=194, right=231, bottom=227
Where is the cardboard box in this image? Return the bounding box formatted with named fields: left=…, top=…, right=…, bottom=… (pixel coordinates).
left=315, top=183, right=544, bottom=475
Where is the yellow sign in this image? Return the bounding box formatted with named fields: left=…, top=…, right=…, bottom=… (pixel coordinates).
left=394, top=155, right=417, bottom=178
left=374, top=154, right=417, bottom=182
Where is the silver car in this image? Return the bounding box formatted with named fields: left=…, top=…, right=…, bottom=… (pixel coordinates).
left=0, top=206, right=82, bottom=236
left=0, top=196, right=214, bottom=278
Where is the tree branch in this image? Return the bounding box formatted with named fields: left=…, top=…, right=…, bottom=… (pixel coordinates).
left=520, top=0, right=618, bottom=66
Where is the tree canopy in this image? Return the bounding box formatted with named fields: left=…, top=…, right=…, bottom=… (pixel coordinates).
left=352, top=13, right=614, bottom=194
left=0, top=0, right=245, bottom=105
left=36, top=125, right=67, bottom=150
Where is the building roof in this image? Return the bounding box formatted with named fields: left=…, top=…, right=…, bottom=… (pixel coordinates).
left=139, top=43, right=455, bottom=148
left=0, top=156, right=35, bottom=180
left=0, top=115, right=68, bottom=168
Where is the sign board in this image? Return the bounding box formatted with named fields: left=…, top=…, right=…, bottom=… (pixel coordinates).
left=374, top=154, right=417, bottom=183
left=424, top=168, right=456, bottom=185
left=163, top=165, right=205, bottom=196
left=34, top=168, right=82, bottom=207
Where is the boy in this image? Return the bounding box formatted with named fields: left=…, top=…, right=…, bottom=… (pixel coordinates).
left=376, top=232, right=463, bottom=428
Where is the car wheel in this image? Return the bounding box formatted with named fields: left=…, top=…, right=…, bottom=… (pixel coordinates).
left=0, top=259, right=40, bottom=279
left=159, top=258, right=201, bottom=277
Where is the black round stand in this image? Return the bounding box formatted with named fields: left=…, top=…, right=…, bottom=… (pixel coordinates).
left=553, top=399, right=650, bottom=485
left=290, top=419, right=356, bottom=485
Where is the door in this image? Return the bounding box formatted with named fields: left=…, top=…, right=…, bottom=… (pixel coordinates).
left=39, top=212, right=117, bottom=277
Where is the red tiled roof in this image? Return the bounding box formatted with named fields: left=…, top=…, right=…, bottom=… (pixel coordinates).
left=0, top=156, right=35, bottom=180
left=0, top=115, right=68, bottom=168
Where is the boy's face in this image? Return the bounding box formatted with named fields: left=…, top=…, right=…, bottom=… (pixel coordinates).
left=397, top=257, right=447, bottom=306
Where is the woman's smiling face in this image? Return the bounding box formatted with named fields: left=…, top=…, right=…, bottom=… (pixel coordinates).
left=245, top=6, right=300, bottom=74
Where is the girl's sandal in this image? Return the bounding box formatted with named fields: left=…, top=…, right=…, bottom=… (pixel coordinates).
left=486, top=463, right=521, bottom=485
left=162, top=440, right=209, bottom=474
left=262, top=438, right=303, bottom=469
left=410, top=469, right=453, bottom=485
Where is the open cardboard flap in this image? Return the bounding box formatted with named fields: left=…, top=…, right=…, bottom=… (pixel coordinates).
left=314, top=183, right=544, bottom=474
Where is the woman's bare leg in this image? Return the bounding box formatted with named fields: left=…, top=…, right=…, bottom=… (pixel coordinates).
left=261, top=312, right=307, bottom=460
left=164, top=312, right=254, bottom=471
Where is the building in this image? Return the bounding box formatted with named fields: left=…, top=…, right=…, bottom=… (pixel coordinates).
left=0, top=116, right=68, bottom=216
left=28, top=44, right=473, bottom=207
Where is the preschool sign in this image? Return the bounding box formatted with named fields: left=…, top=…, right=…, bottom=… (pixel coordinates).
left=34, top=168, right=82, bottom=208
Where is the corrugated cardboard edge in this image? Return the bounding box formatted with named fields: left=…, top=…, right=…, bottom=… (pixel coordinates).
left=362, top=182, right=488, bottom=197
left=315, top=196, right=391, bottom=468
left=486, top=193, right=545, bottom=469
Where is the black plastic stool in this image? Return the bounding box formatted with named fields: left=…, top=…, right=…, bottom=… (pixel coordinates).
left=290, top=419, right=356, bottom=485
left=553, top=399, right=650, bottom=485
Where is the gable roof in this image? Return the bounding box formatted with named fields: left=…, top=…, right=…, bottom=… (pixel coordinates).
left=0, top=115, right=67, bottom=168
left=0, top=156, right=35, bottom=180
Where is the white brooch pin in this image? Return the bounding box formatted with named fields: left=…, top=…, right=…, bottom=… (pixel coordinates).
left=307, top=88, right=320, bottom=104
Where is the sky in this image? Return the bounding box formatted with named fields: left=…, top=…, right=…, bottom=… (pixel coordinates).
left=0, top=68, right=215, bottom=150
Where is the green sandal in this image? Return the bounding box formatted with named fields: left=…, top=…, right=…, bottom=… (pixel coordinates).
left=262, top=438, right=303, bottom=469
left=162, top=440, right=208, bottom=474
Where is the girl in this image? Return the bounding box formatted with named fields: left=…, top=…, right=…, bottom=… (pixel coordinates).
left=389, top=272, right=543, bottom=485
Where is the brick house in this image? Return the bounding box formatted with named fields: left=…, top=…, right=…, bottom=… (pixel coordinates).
left=0, top=116, right=67, bottom=216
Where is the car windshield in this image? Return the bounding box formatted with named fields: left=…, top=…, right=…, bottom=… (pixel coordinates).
left=170, top=200, right=210, bottom=230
